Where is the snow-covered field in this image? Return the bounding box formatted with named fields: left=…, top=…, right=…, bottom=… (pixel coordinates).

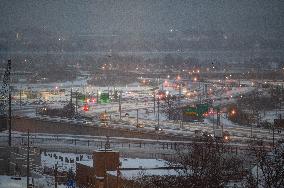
left=0, top=175, right=66, bottom=188
left=41, top=152, right=91, bottom=173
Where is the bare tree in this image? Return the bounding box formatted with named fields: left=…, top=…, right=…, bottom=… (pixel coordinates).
left=160, top=95, right=178, bottom=120
left=136, top=139, right=246, bottom=188
left=246, top=142, right=284, bottom=188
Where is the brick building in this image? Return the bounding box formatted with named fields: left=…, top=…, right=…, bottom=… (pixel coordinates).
left=76, top=149, right=175, bottom=188
left=76, top=149, right=119, bottom=188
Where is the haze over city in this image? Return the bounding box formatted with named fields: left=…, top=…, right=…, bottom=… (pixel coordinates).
left=0, top=1, right=283, bottom=188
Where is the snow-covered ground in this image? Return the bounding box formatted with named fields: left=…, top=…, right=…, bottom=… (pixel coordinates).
left=10, top=78, right=284, bottom=144
left=260, top=110, right=279, bottom=124
left=41, top=152, right=91, bottom=173
left=0, top=175, right=66, bottom=188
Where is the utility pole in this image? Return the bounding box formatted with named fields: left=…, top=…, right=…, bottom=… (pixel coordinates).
left=153, top=92, right=156, bottom=114
left=218, top=108, right=223, bottom=138
left=272, top=114, right=281, bottom=148
left=178, top=83, right=181, bottom=121
left=217, top=107, right=220, bottom=127
left=8, top=92, right=11, bottom=146
left=119, top=91, right=122, bottom=120
left=157, top=76, right=160, bottom=90
left=97, top=90, right=99, bottom=104
left=157, top=97, right=160, bottom=130
left=27, top=130, right=30, bottom=188
left=250, top=119, right=252, bottom=138
left=136, top=109, right=138, bottom=127
left=213, top=110, right=215, bottom=137
left=204, top=84, right=208, bottom=99
left=272, top=122, right=275, bottom=148
left=70, top=88, right=73, bottom=104
left=54, top=163, right=58, bottom=188
left=19, top=89, right=22, bottom=108
left=116, top=164, right=120, bottom=188
left=75, top=91, right=78, bottom=115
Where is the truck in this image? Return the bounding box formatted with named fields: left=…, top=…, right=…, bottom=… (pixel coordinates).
left=214, top=129, right=230, bottom=141
left=99, top=112, right=110, bottom=126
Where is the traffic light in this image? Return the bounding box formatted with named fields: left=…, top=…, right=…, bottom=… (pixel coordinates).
left=83, top=104, right=89, bottom=111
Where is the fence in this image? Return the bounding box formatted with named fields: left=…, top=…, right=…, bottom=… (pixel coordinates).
left=0, top=134, right=271, bottom=160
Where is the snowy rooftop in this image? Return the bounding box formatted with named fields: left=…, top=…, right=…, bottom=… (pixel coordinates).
left=77, top=160, right=93, bottom=167
left=95, top=149, right=119, bottom=153
left=120, top=158, right=168, bottom=169
left=76, top=157, right=169, bottom=170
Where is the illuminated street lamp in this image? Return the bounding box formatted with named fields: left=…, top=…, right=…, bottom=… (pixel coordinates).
left=165, top=90, right=169, bottom=96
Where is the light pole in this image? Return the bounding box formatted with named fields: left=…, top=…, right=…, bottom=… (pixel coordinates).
left=8, top=92, right=11, bottom=147
left=157, top=96, right=160, bottom=130
left=119, top=91, right=122, bottom=120
left=153, top=91, right=156, bottom=114
left=136, top=109, right=139, bottom=127
left=75, top=90, right=78, bottom=115
left=250, top=117, right=253, bottom=138
left=27, top=130, right=30, bottom=188
left=213, top=110, right=215, bottom=138
left=178, top=83, right=182, bottom=121
left=19, top=85, right=22, bottom=109
left=54, top=163, right=58, bottom=188
left=273, top=121, right=275, bottom=147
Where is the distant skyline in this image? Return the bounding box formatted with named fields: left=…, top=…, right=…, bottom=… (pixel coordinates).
left=0, top=0, right=283, bottom=34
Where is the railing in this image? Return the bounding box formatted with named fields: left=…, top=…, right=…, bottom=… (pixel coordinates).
left=0, top=135, right=273, bottom=158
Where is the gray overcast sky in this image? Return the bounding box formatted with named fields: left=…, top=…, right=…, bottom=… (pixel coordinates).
left=0, top=0, right=283, bottom=34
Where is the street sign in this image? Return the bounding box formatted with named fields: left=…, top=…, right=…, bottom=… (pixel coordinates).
left=100, top=93, right=110, bottom=103
left=66, top=179, right=75, bottom=188
left=184, top=103, right=209, bottom=118
left=196, top=103, right=209, bottom=117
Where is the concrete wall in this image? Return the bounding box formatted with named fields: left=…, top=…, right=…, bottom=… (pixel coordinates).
left=11, top=117, right=188, bottom=141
